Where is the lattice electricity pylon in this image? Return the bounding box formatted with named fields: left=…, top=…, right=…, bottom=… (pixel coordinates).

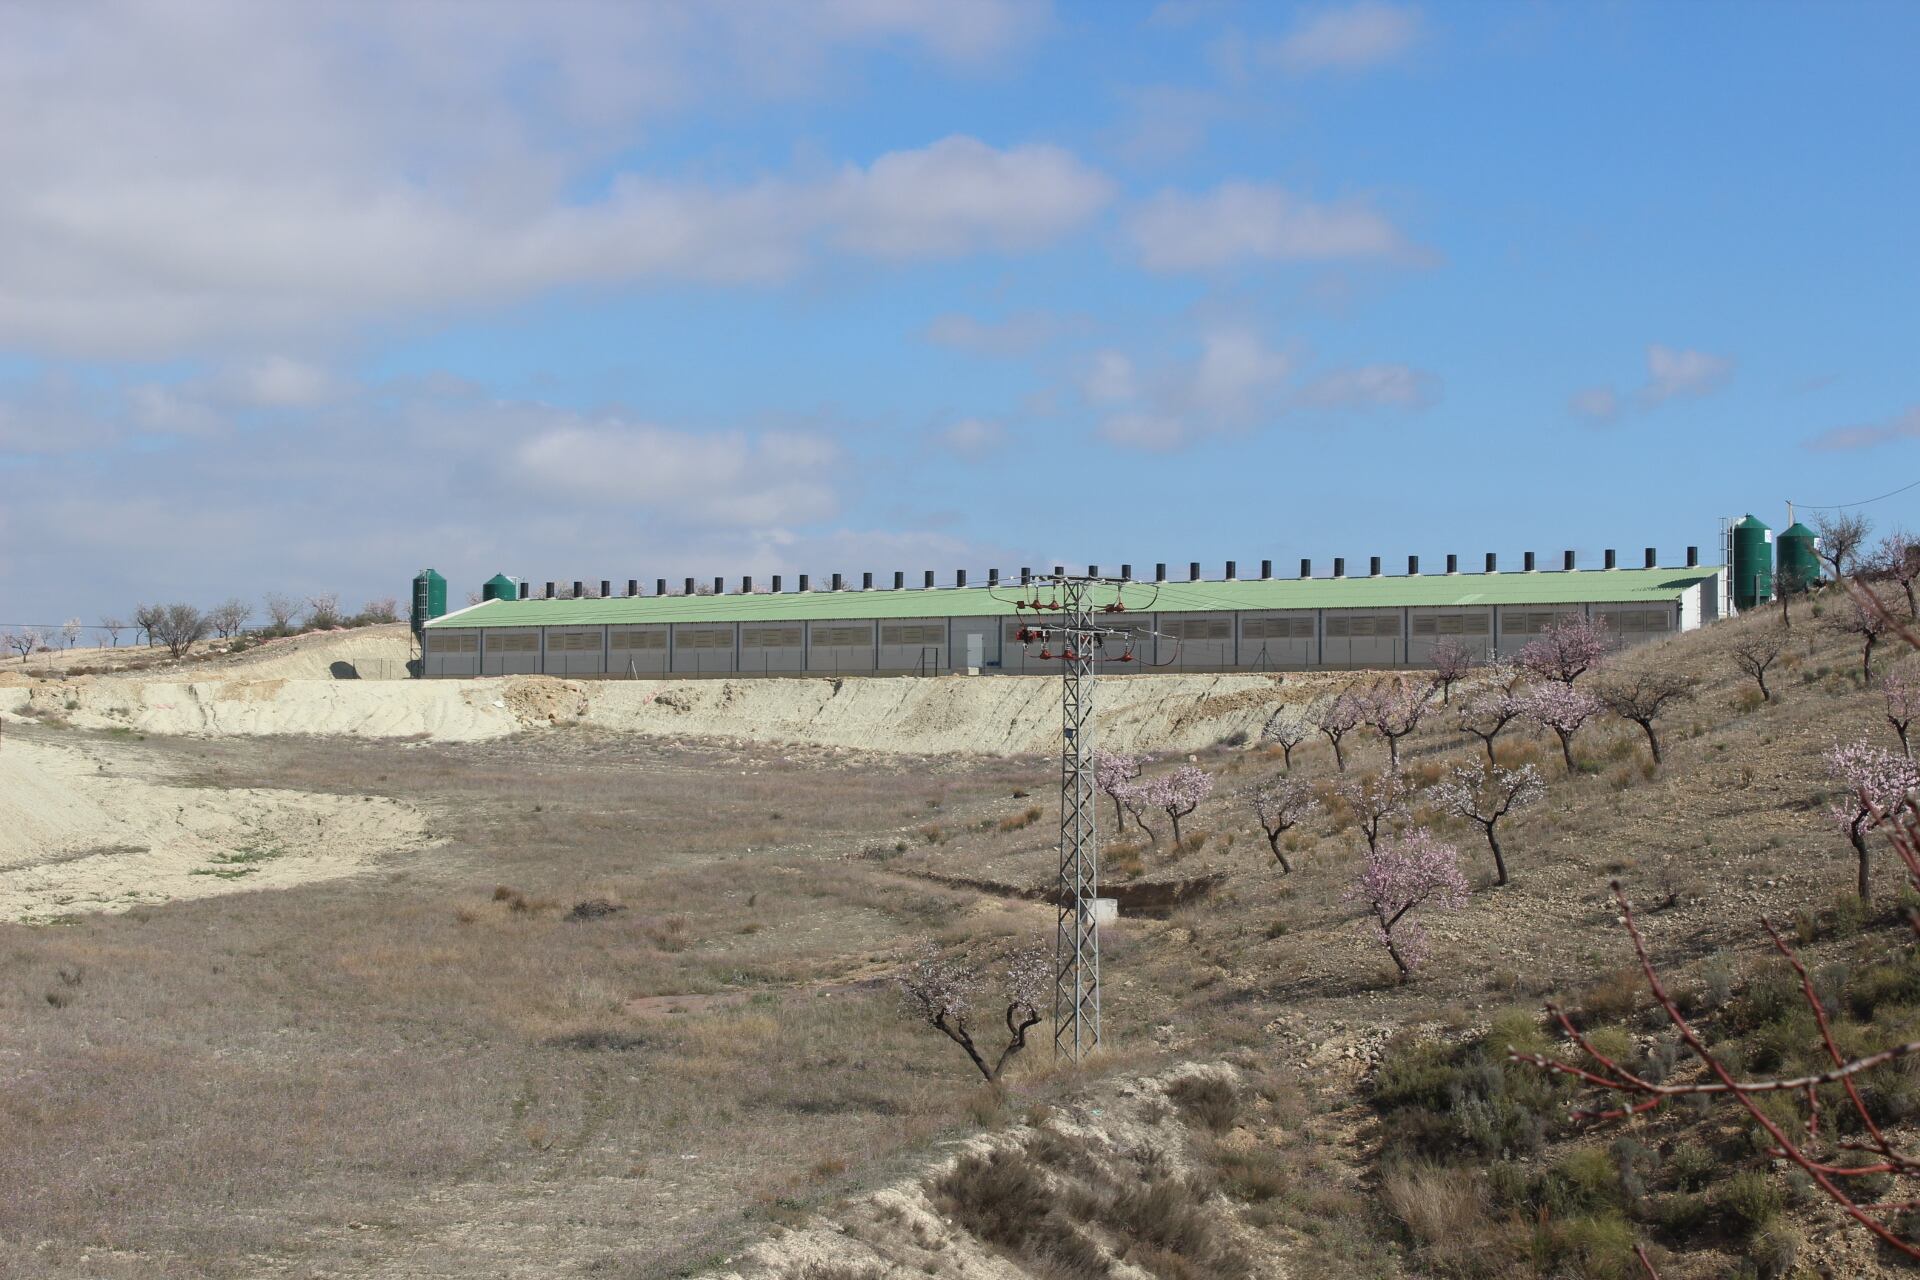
left=996, top=572, right=1180, bottom=1062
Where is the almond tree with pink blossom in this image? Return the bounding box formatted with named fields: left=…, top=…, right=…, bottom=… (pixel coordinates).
left=1135, top=763, right=1214, bottom=848
left=1886, top=669, right=1920, bottom=759
left=1342, top=828, right=1469, bottom=982
left=1251, top=775, right=1320, bottom=872
left=1522, top=681, right=1603, bottom=773
left=1427, top=636, right=1474, bottom=705
left=1314, top=687, right=1366, bottom=772
left=1427, top=761, right=1546, bottom=886
left=1259, top=707, right=1310, bottom=771
left=1517, top=614, right=1610, bottom=684
left=1364, top=678, right=1433, bottom=767
left=1823, top=739, right=1920, bottom=901
left=896, top=939, right=1051, bottom=1083
left=1092, top=748, right=1147, bottom=830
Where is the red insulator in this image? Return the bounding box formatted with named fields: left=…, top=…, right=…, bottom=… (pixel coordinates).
left=1118, top=652, right=1134, bottom=663
left=1063, top=648, right=1078, bottom=661
left=1038, top=648, right=1053, bottom=660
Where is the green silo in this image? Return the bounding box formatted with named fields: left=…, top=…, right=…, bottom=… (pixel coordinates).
left=1777, top=522, right=1821, bottom=597
left=482, top=572, right=516, bottom=602
left=410, top=568, right=448, bottom=634
left=1731, top=515, right=1773, bottom=611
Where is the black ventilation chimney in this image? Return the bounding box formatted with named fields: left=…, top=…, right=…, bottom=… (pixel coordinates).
left=1408, top=555, right=1421, bottom=575
left=862, top=571, right=873, bottom=590
left=1445, top=554, right=1457, bottom=575
left=1645, top=547, right=1657, bottom=568
left=627, top=579, right=638, bottom=597
left=1155, top=563, right=1167, bottom=582
left=772, top=575, right=783, bottom=592
left=1225, top=560, right=1237, bottom=579
left=894, top=571, right=905, bottom=589
left=600, top=580, right=610, bottom=598
left=713, top=576, right=724, bottom=594
left=798, top=574, right=810, bottom=592
left=956, top=569, right=967, bottom=587
left=1260, top=559, right=1272, bottom=579
left=1369, top=556, right=1382, bottom=577
left=1020, top=566, right=1032, bottom=584
left=655, top=578, right=666, bottom=596
left=572, top=580, right=583, bottom=597
left=1121, top=563, right=1133, bottom=580
left=1300, top=558, right=1311, bottom=577
left=1604, top=549, right=1617, bottom=570
left=831, top=572, right=844, bottom=591
left=545, top=582, right=555, bottom=598
left=1686, top=545, right=1699, bottom=567
left=1334, top=558, right=1346, bottom=577
left=1564, top=550, right=1576, bottom=571
left=1189, top=562, right=1201, bottom=581
left=683, top=577, right=694, bottom=595
left=988, top=568, right=1000, bottom=586
left=925, top=570, right=935, bottom=588
left=1523, top=552, right=1536, bottom=572
left=519, top=582, right=530, bottom=599
left=1088, top=565, right=1099, bottom=577
left=1485, top=553, right=1497, bottom=573
left=742, top=576, right=753, bottom=593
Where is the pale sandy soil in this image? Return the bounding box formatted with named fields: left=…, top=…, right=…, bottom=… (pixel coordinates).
left=0, top=735, right=428, bottom=922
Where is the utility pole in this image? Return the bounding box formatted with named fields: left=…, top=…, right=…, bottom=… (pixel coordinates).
left=1006, top=572, right=1169, bottom=1062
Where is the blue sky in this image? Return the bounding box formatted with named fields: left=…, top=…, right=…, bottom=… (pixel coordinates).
left=2, top=0, right=1917, bottom=628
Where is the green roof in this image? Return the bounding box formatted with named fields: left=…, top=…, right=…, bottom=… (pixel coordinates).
left=427, top=566, right=1722, bottom=629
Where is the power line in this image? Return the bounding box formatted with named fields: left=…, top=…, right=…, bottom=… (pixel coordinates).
left=1789, top=477, right=1920, bottom=511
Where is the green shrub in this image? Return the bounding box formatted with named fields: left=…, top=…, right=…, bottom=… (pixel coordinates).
left=1653, top=1190, right=1711, bottom=1234
left=1166, top=1074, right=1240, bottom=1133
left=1750, top=1217, right=1800, bottom=1280
left=1538, top=1211, right=1638, bottom=1280
left=1714, top=1171, right=1782, bottom=1234
left=1664, top=1141, right=1717, bottom=1192
left=1547, top=1148, right=1622, bottom=1216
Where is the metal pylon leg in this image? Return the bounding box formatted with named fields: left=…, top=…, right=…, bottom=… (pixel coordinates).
left=1054, top=578, right=1099, bottom=1059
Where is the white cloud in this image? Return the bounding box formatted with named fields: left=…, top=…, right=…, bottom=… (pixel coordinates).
left=1126, top=181, right=1415, bottom=272
left=1568, top=386, right=1620, bottom=422
left=1295, top=363, right=1438, bottom=410
left=1190, top=331, right=1295, bottom=417
left=937, top=418, right=1006, bottom=456
left=925, top=310, right=1061, bottom=357
left=1639, top=344, right=1735, bottom=408
left=1805, top=405, right=1920, bottom=452
left=514, top=422, right=843, bottom=527
left=1097, top=411, right=1192, bottom=452
left=1267, top=3, right=1422, bottom=73
left=1083, top=350, right=1141, bottom=405
left=0, top=5, right=1083, bottom=357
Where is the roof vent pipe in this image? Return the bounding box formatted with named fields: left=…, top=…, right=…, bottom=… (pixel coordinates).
left=627, top=579, right=638, bottom=597
left=895, top=571, right=905, bottom=589
left=1604, top=549, right=1617, bottom=570
left=1300, top=558, right=1311, bottom=578
left=772, top=575, right=783, bottom=593
left=1189, top=561, right=1201, bottom=581
left=1088, top=565, right=1098, bottom=578
left=572, top=581, right=583, bottom=598
left=1686, top=545, right=1699, bottom=567
left=831, top=572, right=844, bottom=591
left=799, top=574, right=810, bottom=592
left=1121, top=563, right=1133, bottom=580
left=519, top=582, right=530, bottom=599
left=1564, top=550, right=1576, bottom=571
left=925, top=570, right=935, bottom=589
left=684, top=577, right=695, bottom=595
left=957, top=569, right=968, bottom=587
left=1446, top=554, right=1458, bottom=575
left=862, top=571, right=873, bottom=590
left=545, top=582, right=555, bottom=598
left=713, top=576, right=724, bottom=595
left=989, top=568, right=1000, bottom=586
left=601, top=580, right=611, bottom=598
left=1523, top=552, right=1536, bottom=573
left=742, top=576, right=753, bottom=593
left=1020, top=567, right=1032, bottom=584
left=1225, top=560, right=1237, bottom=579
left=1369, top=556, right=1382, bottom=577
left=1261, top=559, right=1272, bottom=579
left=1409, top=555, right=1421, bottom=576
left=1485, top=553, right=1497, bottom=574
left=655, top=578, right=666, bottom=596
left=1155, top=563, right=1167, bottom=582
left=1055, top=564, right=1066, bottom=576
left=1333, top=558, right=1346, bottom=578
left=1645, top=547, right=1657, bottom=569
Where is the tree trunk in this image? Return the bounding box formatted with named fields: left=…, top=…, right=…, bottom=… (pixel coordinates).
left=1267, top=828, right=1291, bottom=873
left=1132, top=810, right=1156, bottom=846
left=1384, top=930, right=1412, bottom=982
left=1907, top=579, right=1917, bottom=619
left=1486, top=824, right=1508, bottom=886
left=1864, top=637, right=1878, bottom=685
left=1111, top=794, right=1125, bottom=831
left=1897, top=721, right=1913, bottom=760
left=1781, top=588, right=1791, bottom=629
left=1169, top=811, right=1184, bottom=848
left=1757, top=670, right=1771, bottom=701
left=1851, top=823, right=1872, bottom=901
left=1482, top=733, right=1497, bottom=766
left=1281, top=742, right=1294, bottom=771
left=1639, top=719, right=1662, bottom=765
left=1385, top=734, right=1399, bottom=767
left=1330, top=734, right=1347, bottom=772
left=1558, top=730, right=1575, bottom=773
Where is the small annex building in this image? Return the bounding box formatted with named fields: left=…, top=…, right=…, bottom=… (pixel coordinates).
left=419, top=562, right=1724, bottom=679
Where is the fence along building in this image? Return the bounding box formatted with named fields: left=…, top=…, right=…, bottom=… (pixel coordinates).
left=419, top=557, right=1724, bottom=679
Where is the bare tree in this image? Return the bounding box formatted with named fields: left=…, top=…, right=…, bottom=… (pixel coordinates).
left=1829, top=590, right=1893, bottom=684
left=2, top=629, right=34, bottom=661
left=896, top=940, right=1050, bottom=1083
left=1251, top=776, right=1319, bottom=873
left=1513, top=882, right=1920, bottom=1267
left=263, top=593, right=303, bottom=632
left=1729, top=630, right=1785, bottom=701
left=359, top=596, right=399, bottom=624
left=1364, top=678, right=1432, bottom=767
left=60, top=618, right=81, bottom=650
left=1872, top=529, right=1920, bottom=616
left=99, top=617, right=125, bottom=647
left=1595, top=670, right=1698, bottom=765
left=1521, top=682, right=1603, bottom=773
left=1813, top=511, right=1872, bottom=582
left=1259, top=707, right=1310, bottom=770
left=150, top=604, right=211, bottom=659
left=1886, top=668, right=1920, bottom=758
left=208, top=598, right=251, bottom=639
left=1427, top=636, right=1474, bottom=705
left=133, top=603, right=161, bottom=647
left=1314, top=688, right=1366, bottom=772
left=1334, top=767, right=1415, bottom=854
left=1456, top=684, right=1523, bottom=765
left=306, top=593, right=343, bottom=629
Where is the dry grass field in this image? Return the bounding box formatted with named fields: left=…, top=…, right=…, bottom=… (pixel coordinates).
left=5, top=591, right=1920, bottom=1277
